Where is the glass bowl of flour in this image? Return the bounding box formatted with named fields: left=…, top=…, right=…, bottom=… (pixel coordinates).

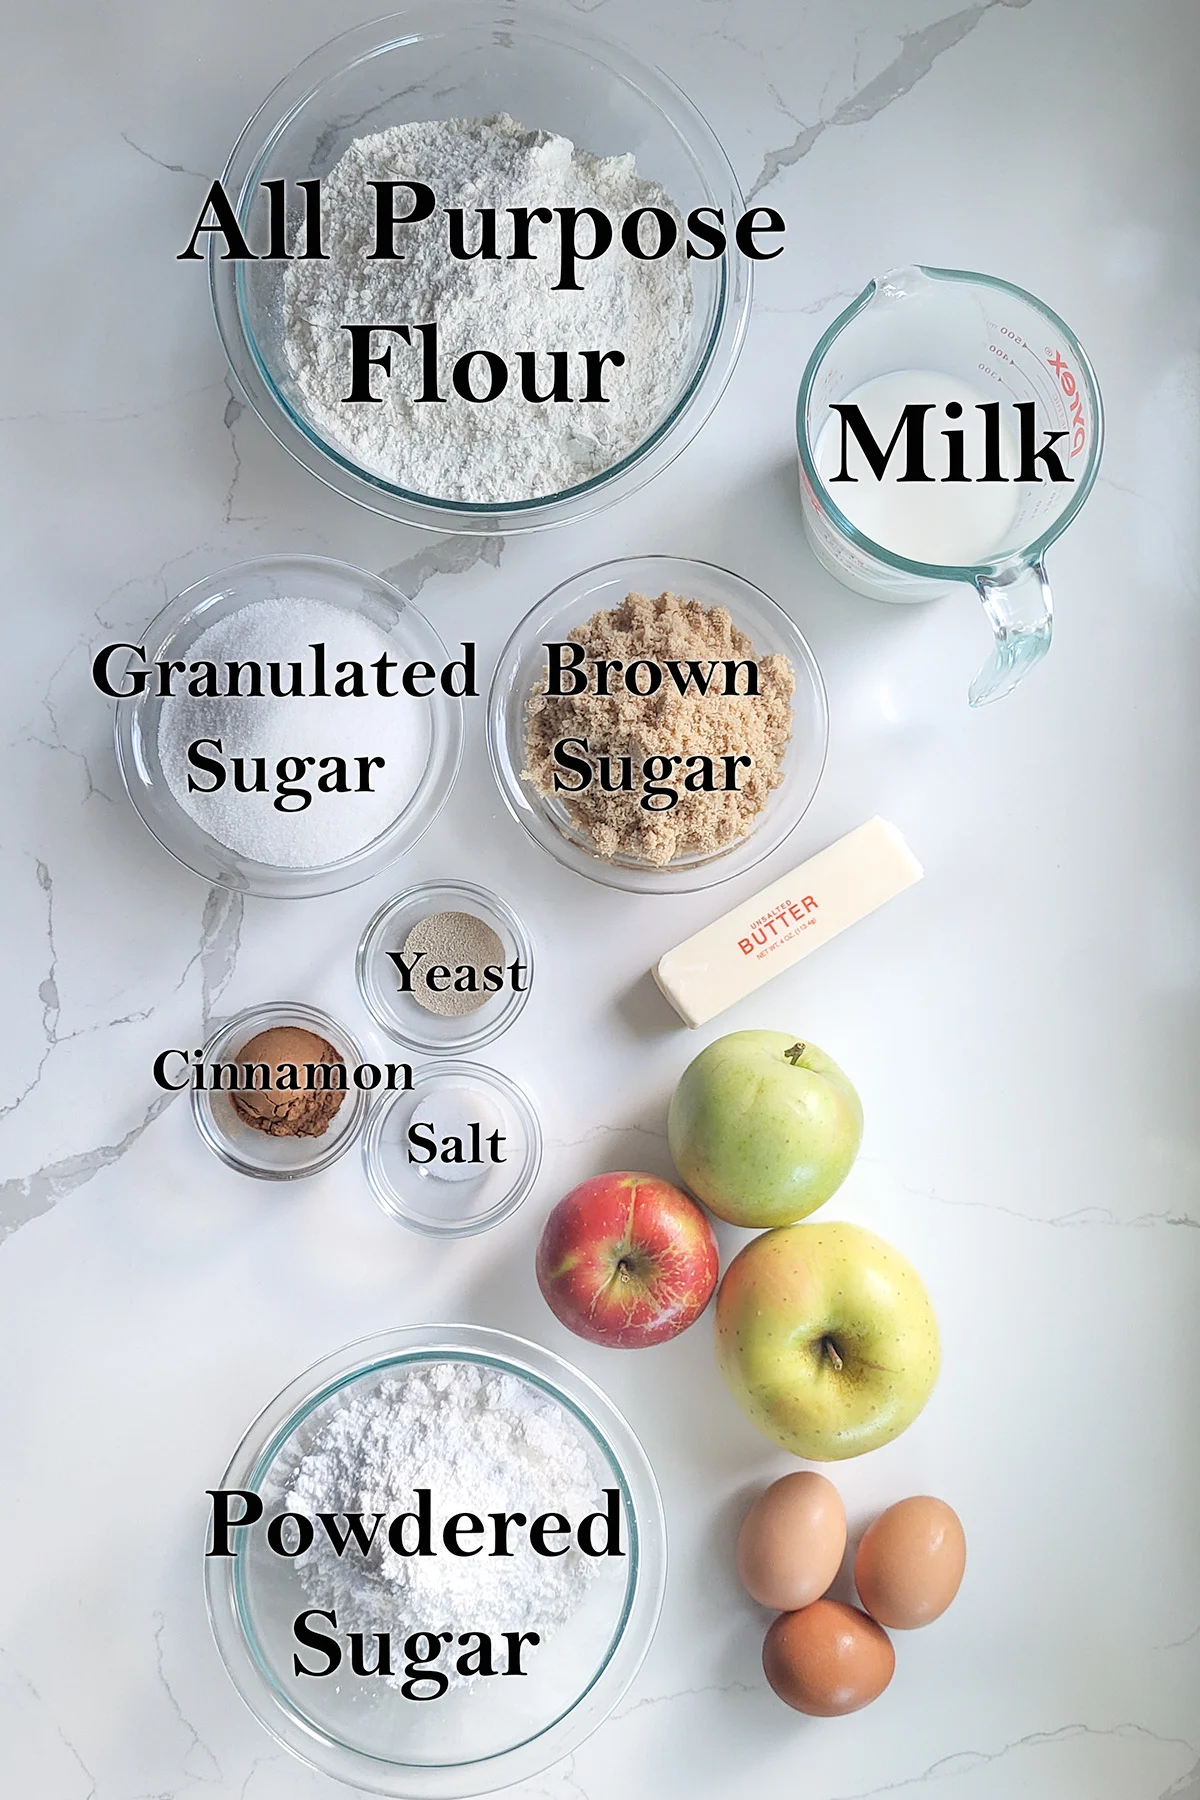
left=113, top=555, right=463, bottom=899
left=205, top=1325, right=666, bottom=1797
left=209, top=4, right=750, bottom=533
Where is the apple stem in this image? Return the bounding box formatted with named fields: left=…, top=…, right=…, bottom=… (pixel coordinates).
left=785, top=1042, right=807, bottom=1066
left=822, top=1336, right=843, bottom=1371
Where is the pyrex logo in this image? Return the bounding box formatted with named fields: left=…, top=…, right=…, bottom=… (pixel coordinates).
left=1047, top=349, right=1087, bottom=458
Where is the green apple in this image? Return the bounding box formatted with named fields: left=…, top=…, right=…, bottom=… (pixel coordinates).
left=715, top=1221, right=940, bottom=1460
left=668, top=1031, right=862, bottom=1227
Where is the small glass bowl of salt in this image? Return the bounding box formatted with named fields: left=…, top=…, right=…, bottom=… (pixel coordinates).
left=362, top=1062, right=542, bottom=1238
left=356, top=880, right=534, bottom=1053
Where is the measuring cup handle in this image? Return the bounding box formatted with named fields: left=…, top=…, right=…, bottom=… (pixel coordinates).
left=969, top=560, right=1053, bottom=706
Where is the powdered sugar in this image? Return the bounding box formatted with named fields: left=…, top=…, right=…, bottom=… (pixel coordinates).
left=282, top=114, right=694, bottom=503
left=277, top=1360, right=607, bottom=1680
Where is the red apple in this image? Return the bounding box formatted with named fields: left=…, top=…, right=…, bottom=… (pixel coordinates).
left=536, top=1171, right=720, bottom=1348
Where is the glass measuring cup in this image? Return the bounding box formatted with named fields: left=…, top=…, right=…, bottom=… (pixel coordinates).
left=796, top=266, right=1103, bottom=705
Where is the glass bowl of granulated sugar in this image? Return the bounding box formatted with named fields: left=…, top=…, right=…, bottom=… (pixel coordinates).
left=206, top=1325, right=666, bottom=1798
left=209, top=4, right=750, bottom=534
left=113, top=555, right=463, bottom=900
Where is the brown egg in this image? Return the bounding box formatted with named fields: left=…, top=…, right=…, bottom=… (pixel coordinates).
left=854, top=1495, right=966, bottom=1629
left=737, top=1471, right=847, bottom=1611
left=763, top=1599, right=895, bottom=1715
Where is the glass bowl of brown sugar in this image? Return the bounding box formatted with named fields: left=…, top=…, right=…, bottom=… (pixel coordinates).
left=486, top=555, right=829, bottom=895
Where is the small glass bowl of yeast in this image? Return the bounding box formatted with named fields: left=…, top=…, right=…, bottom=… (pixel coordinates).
left=357, top=880, right=534, bottom=1054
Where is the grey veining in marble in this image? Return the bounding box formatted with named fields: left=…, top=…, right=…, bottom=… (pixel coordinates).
left=1, top=0, right=1197, bottom=1795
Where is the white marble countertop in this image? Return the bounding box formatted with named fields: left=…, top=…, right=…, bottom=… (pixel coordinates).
left=2, top=0, right=1198, bottom=1796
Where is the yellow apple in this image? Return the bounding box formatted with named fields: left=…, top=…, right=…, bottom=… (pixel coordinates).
left=715, top=1221, right=940, bottom=1460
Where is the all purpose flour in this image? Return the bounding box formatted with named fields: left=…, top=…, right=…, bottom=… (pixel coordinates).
left=282, top=114, right=694, bottom=503
left=278, top=1361, right=609, bottom=1687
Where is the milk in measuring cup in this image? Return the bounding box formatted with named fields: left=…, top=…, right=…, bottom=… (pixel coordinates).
left=815, top=370, right=1019, bottom=565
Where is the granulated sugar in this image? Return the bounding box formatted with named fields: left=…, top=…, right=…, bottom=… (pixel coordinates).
left=279, top=1361, right=606, bottom=1685
left=283, top=114, right=694, bottom=504
left=158, top=597, right=429, bottom=869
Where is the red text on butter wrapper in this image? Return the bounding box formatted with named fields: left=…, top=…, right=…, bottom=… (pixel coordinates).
left=738, top=896, right=819, bottom=955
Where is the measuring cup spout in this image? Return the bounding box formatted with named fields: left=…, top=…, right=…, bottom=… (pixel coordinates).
left=970, top=560, right=1053, bottom=706
left=872, top=264, right=935, bottom=305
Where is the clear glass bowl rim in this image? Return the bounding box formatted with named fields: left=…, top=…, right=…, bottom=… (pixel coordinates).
left=204, top=1324, right=667, bottom=1797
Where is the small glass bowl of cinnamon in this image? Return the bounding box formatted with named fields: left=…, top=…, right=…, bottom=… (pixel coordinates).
left=191, top=1002, right=369, bottom=1179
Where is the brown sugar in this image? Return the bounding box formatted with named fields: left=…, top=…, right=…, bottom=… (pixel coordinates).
left=522, top=590, right=794, bottom=866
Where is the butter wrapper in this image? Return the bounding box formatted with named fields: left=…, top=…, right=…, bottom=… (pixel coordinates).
left=654, top=817, right=923, bottom=1028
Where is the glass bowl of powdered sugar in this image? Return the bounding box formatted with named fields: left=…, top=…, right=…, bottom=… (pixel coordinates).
left=209, top=3, right=750, bottom=533
left=113, top=555, right=463, bottom=898
left=206, top=1325, right=666, bottom=1797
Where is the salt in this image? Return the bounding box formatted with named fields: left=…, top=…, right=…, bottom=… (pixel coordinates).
left=411, top=1080, right=505, bottom=1185
left=158, top=597, right=430, bottom=868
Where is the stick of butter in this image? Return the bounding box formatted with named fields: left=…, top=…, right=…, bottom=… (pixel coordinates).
left=654, top=817, right=923, bottom=1028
